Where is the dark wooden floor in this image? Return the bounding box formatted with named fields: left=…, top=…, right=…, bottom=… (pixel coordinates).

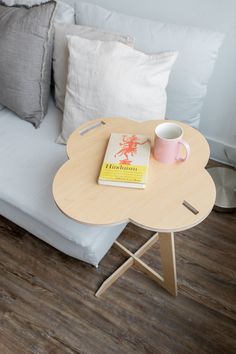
left=0, top=163, right=236, bottom=354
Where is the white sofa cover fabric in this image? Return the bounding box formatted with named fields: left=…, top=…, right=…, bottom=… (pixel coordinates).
left=0, top=97, right=126, bottom=266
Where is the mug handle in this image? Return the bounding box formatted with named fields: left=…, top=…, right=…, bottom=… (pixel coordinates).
left=176, top=139, right=190, bottom=162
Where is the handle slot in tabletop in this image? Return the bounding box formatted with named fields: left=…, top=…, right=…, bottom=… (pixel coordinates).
left=80, top=121, right=106, bottom=136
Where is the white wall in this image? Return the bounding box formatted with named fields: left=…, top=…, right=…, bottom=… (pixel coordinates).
left=80, top=0, right=236, bottom=164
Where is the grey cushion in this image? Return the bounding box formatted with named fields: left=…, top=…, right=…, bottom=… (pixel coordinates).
left=0, top=2, right=57, bottom=127
left=0, top=0, right=50, bottom=5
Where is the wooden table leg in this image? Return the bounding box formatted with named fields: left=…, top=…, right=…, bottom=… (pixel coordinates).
left=95, top=257, right=134, bottom=297
left=95, top=234, right=158, bottom=297
left=159, top=232, right=177, bottom=296
left=95, top=232, right=177, bottom=297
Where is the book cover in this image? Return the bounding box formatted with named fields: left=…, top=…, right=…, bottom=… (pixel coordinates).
left=98, top=133, right=151, bottom=189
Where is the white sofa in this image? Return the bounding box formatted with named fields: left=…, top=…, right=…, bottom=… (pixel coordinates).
left=0, top=97, right=126, bottom=266
left=0, top=0, right=224, bottom=268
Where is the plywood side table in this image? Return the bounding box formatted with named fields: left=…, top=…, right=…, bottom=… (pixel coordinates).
left=53, top=118, right=216, bottom=297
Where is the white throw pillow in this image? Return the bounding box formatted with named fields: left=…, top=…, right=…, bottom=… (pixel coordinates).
left=75, top=1, right=224, bottom=128
left=53, top=24, right=134, bottom=114
left=58, top=35, right=178, bottom=144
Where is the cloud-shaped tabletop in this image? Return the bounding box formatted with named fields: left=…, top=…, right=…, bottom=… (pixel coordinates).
left=53, top=118, right=216, bottom=232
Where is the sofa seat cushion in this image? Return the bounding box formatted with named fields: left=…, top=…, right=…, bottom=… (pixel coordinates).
left=0, top=97, right=126, bottom=265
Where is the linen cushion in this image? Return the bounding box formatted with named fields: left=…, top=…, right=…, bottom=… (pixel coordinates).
left=0, top=0, right=49, bottom=5
left=0, top=2, right=56, bottom=127
left=75, top=1, right=224, bottom=128
left=59, top=35, right=177, bottom=143
left=53, top=24, right=134, bottom=115
left=1, top=0, right=75, bottom=24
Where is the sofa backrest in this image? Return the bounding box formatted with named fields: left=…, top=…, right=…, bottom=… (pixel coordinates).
left=70, top=0, right=236, bottom=164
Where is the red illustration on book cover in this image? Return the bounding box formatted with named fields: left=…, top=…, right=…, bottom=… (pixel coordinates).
left=114, top=135, right=148, bottom=165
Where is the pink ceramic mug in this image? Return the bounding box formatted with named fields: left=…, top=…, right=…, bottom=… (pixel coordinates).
left=154, top=122, right=190, bottom=163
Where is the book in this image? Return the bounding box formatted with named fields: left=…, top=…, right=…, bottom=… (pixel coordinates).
left=98, top=133, right=151, bottom=189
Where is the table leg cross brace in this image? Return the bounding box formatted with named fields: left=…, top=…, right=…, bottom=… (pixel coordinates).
left=95, top=232, right=177, bottom=297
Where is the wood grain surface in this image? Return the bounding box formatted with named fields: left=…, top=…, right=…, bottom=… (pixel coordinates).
left=53, top=118, right=216, bottom=232
left=1, top=161, right=236, bottom=354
